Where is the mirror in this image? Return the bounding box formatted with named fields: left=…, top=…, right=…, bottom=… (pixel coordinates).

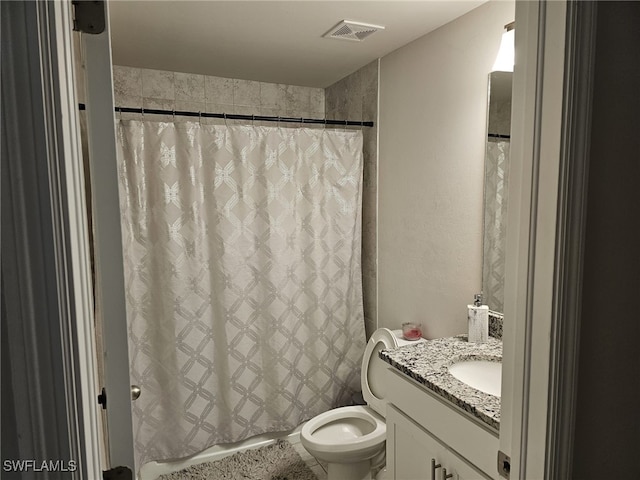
left=482, top=71, right=512, bottom=313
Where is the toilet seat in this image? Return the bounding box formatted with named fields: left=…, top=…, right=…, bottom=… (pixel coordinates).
left=301, top=406, right=385, bottom=457
left=300, top=327, right=424, bottom=477
left=360, top=328, right=399, bottom=417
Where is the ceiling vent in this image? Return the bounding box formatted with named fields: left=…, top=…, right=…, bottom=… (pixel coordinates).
left=323, top=20, right=385, bottom=42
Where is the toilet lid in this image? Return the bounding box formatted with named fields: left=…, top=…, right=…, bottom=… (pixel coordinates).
left=361, top=328, right=399, bottom=417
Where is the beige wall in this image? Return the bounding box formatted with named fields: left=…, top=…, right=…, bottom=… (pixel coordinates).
left=378, top=1, right=514, bottom=338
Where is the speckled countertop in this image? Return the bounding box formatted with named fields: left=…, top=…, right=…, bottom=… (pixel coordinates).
left=380, top=336, right=502, bottom=430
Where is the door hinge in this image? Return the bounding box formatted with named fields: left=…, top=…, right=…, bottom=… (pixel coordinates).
left=97, top=387, right=107, bottom=409
left=498, top=450, right=511, bottom=479
left=103, top=466, right=132, bottom=480
left=72, top=1, right=105, bottom=34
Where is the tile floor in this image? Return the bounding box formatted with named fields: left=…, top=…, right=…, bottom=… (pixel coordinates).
left=290, top=436, right=328, bottom=480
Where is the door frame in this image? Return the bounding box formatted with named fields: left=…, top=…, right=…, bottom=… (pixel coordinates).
left=1, top=1, right=103, bottom=477
left=79, top=0, right=136, bottom=471
left=501, top=1, right=568, bottom=477
left=501, top=0, right=597, bottom=478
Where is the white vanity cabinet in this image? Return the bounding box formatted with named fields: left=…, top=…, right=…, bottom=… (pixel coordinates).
left=387, top=404, right=489, bottom=480
left=384, top=368, right=499, bottom=480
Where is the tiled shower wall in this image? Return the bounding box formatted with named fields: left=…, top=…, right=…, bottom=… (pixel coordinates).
left=109, top=64, right=379, bottom=339
left=325, top=60, right=379, bottom=338
left=111, top=66, right=325, bottom=124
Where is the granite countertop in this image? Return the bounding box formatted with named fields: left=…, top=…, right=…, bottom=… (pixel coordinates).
left=380, top=335, right=502, bottom=430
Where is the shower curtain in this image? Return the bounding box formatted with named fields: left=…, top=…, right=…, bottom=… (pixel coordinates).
left=482, top=139, right=510, bottom=313
left=116, top=120, right=366, bottom=467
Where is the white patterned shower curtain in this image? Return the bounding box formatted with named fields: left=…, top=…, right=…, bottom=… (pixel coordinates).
left=482, top=139, right=510, bottom=313
left=116, top=120, right=366, bottom=467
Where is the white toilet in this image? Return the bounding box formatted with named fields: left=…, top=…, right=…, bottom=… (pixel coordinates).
left=301, top=328, right=426, bottom=480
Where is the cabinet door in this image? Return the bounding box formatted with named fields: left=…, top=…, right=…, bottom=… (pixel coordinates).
left=387, top=404, right=492, bottom=480
left=387, top=404, right=448, bottom=480
left=441, top=450, right=490, bottom=480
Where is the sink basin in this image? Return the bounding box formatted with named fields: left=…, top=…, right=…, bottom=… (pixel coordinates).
left=448, top=360, right=502, bottom=397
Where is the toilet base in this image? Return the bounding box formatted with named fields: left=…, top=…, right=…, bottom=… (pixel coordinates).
left=327, top=460, right=372, bottom=480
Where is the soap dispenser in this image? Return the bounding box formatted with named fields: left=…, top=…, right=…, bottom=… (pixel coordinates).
left=468, top=293, right=489, bottom=343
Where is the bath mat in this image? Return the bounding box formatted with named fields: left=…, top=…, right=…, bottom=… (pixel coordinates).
left=156, top=439, right=319, bottom=480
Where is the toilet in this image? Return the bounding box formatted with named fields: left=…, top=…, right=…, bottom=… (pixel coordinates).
left=301, top=328, right=426, bottom=480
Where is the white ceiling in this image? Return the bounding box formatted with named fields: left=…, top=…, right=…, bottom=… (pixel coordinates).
left=109, top=1, right=486, bottom=88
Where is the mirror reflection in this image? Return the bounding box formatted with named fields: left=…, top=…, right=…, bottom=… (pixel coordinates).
left=482, top=71, right=512, bottom=313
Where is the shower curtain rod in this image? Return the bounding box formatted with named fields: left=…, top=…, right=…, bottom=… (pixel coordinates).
left=488, top=133, right=511, bottom=139
left=77, top=103, right=374, bottom=127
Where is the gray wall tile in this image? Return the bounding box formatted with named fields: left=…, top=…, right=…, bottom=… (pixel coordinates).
left=310, top=88, right=325, bottom=115
left=325, top=60, right=379, bottom=338
left=118, top=66, right=324, bottom=123
left=114, top=93, right=143, bottom=109
left=143, top=97, right=174, bottom=110
left=205, top=76, right=234, bottom=105
left=260, top=82, right=281, bottom=110
left=234, top=79, right=261, bottom=106
left=113, top=65, right=142, bottom=99
left=175, top=72, right=205, bottom=102
left=282, top=85, right=311, bottom=116
left=141, top=69, right=175, bottom=100
left=260, top=107, right=280, bottom=118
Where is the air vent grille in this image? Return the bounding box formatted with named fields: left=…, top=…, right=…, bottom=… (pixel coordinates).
left=323, top=20, right=385, bottom=42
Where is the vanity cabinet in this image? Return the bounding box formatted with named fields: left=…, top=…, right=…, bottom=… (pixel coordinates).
left=384, top=367, right=499, bottom=480
left=387, top=404, right=489, bottom=480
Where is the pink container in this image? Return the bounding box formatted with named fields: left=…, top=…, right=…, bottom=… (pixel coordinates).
left=402, top=322, right=423, bottom=341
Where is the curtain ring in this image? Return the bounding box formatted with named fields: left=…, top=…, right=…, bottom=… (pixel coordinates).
left=141, top=107, right=145, bottom=119
left=198, top=111, right=202, bottom=125
left=344, top=119, right=348, bottom=132
left=277, top=116, right=280, bottom=128
left=117, top=107, right=122, bottom=121
left=252, top=114, right=255, bottom=127
left=300, top=117, right=304, bottom=127
left=172, top=109, right=176, bottom=122
left=224, top=112, right=227, bottom=127
left=323, top=118, right=327, bottom=131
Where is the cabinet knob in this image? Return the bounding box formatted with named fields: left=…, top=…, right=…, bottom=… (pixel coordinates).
left=431, top=458, right=442, bottom=480
left=443, top=467, right=454, bottom=479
